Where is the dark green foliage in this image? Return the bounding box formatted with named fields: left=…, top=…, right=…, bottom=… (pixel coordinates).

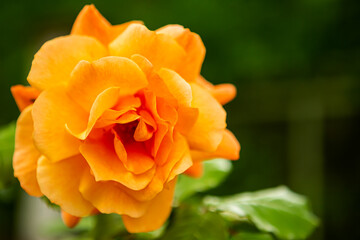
left=0, top=122, right=15, bottom=190
left=205, top=186, right=319, bottom=239
left=231, top=232, right=274, bottom=240
left=175, top=159, right=232, bottom=202
left=160, top=204, right=229, bottom=240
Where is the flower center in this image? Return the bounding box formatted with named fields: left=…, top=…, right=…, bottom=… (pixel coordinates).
left=112, top=121, right=138, bottom=143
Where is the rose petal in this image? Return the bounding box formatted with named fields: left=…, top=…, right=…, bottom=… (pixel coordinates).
left=134, top=118, right=154, bottom=142
left=71, top=4, right=111, bottom=45
left=139, top=110, right=157, bottom=130
left=113, top=131, right=127, bottom=161
left=13, top=106, right=42, bottom=197
left=37, top=155, right=94, bottom=216
left=122, top=177, right=177, bottom=233
left=32, top=86, right=87, bottom=162
left=95, top=110, right=139, bottom=128
left=113, top=134, right=155, bottom=175
left=130, top=54, right=153, bottom=76
left=153, top=124, right=173, bottom=165
left=116, top=111, right=141, bottom=124
left=110, top=21, right=144, bottom=42
left=71, top=4, right=142, bottom=45
left=67, top=56, right=148, bottom=111
left=67, top=87, right=133, bottom=140
left=94, top=96, right=141, bottom=128
left=11, top=85, right=40, bottom=112
left=157, top=98, right=178, bottom=125
left=125, top=133, right=191, bottom=202
left=157, top=68, right=192, bottom=107
left=196, top=76, right=237, bottom=105
left=160, top=132, right=192, bottom=182
left=211, top=84, right=237, bottom=105
left=186, top=83, right=226, bottom=151
left=195, top=75, right=214, bottom=91
left=109, top=24, right=186, bottom=72
left=125, top=142, right=155, bottom=174
left=175, top=106, right=199, bottom=134
left=123, top=176, right=164, bottom=203
left=184, top=162, right=203, bottom=178
left=28, top=35, right=107, bottom=90
left=79, top=170, right=149, bottom=218
left=168, top=148, right=193, bottom=181
left=80, top=132, right=155, bottom=190
left=61, top=209, right=81, bottom=228
left=191, top=129, right=240, bottom=162
left=157, top=25, right=205, bottom=82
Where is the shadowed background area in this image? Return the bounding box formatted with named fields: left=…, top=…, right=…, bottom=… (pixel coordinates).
left=0, top=0, right=359, bottom=239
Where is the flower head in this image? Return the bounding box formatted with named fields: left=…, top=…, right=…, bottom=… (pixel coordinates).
left=12, top=5, right=240, bottom=233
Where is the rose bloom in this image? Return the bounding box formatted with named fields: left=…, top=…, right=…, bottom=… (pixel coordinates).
left=11, top=5, right=240, bottom=233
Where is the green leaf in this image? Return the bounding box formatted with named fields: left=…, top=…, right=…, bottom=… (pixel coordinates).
left=43, top=214, right=94, bottom=239
left=92, top=214, right=126, bottom=239
left=41, top=196, right=60, bottom=210
left=134, top=224, right=166, bottom=239
left=204, top=186, right=319, bottom=239
left=175, top=158, right=232, bottom=202
left=160, top=205, right=228, bottom=240
left=0, top=122, right=16, bottom=189
left=231, top=232, right=274, bottom=240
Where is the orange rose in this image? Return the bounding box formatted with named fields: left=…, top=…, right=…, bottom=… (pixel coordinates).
left=11, top=5, right=240, bottom=233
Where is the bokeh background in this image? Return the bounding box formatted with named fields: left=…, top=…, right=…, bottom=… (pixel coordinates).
left=1, top=0, right=359, bottom=239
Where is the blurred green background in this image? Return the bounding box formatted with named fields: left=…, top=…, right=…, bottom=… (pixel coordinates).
left=0, top=0, right=359, bottom=239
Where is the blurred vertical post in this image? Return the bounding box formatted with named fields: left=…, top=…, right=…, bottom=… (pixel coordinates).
left=288, top=95, right=324, bottom=240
